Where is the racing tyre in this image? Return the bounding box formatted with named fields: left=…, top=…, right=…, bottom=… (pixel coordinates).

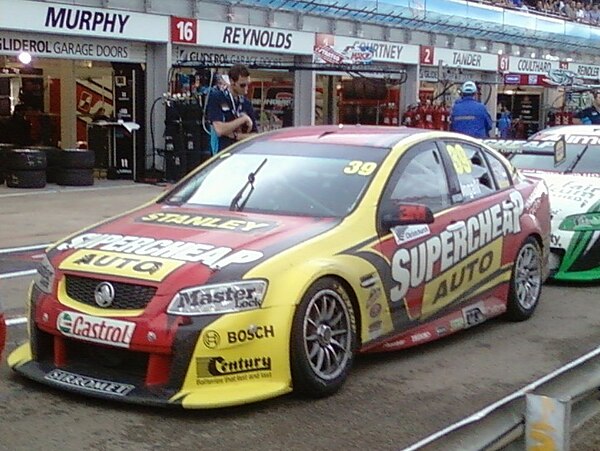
left=56, top=168, right=94, bottom=186
left=6, top=148, right=47, bottom=171
left=58, top=149, right=95, bottom=169
left=5, top=169, right=46, bottom=188
left=506, top=237, right=543, bottom=322
left=291, top=277, right=356, bottom=398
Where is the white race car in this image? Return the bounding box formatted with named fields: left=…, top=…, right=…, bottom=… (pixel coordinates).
left=486, top=125, right=600, bottom=282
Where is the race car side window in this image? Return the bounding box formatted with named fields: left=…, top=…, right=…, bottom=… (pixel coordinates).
left=442, top=141, right=497, bottom=201
left=380, top=141, right=451, bottom=214
left=485, top=151, right=513, bottom=190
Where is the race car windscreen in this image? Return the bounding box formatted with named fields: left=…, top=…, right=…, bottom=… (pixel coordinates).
left=162, top=141, right=388, bottom=217
left=510, top=143, right=600, bottom=174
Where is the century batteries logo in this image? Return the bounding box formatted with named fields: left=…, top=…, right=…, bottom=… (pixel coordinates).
left=136, top=212, right=276, bottom=233
left=57, top=311, right=136, bottom=348
left=390, top=192, right=524, bottom=310
left=55, top=232, right=264, bottom=269
left=196, top=356, right=272, bottom=378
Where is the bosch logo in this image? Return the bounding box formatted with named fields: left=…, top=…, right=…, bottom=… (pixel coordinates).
left=94, top=282, right=115, bottom=308
left=203, top=330, right=221, bottom=349
left=227, top=325, right=275, bottom=344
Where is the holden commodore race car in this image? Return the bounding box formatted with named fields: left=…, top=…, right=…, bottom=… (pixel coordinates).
left=485, top=125, right=600, bottom=281
left=9, top=126, right=550, bottom=408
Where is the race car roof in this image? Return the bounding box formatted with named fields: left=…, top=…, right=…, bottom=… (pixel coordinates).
left=531, top=124, right=600, bottom=138
left=254, top=125, right=438, bottom=148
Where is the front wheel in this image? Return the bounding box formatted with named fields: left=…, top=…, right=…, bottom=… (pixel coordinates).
left=291, top=277, right=356, bottom=398
left=506, top=237, right=543, bottom=321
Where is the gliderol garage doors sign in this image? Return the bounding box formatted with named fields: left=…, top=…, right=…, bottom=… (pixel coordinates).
left=0, top=0, right=168, bottom=42
left=0, top=31, right=146, bottom=62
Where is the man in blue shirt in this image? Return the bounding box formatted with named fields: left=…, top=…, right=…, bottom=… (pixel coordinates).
left=449, top=81, right=493, bottom=139
left=205, top=64, right=258, bottom=153
left=574, top=90, right=600, bottom=125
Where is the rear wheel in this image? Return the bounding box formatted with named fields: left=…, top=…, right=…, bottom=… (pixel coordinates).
left=506, top=237, right=542, bottom=321
left=291, top=277, right=356, bottom=398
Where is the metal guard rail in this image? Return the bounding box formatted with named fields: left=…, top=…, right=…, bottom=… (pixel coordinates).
left=403, top=345, right=600, bottom=450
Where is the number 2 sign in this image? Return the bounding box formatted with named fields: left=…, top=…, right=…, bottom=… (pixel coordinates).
left=171, top=16, right=197, bottom=44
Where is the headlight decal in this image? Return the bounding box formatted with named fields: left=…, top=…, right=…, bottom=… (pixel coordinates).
left=34, top=255, right=56, bottom=294
left=167, top=280, right=267, bottom=316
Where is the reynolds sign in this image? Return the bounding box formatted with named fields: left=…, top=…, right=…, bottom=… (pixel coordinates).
left=0, top=0, right=168, bottom=42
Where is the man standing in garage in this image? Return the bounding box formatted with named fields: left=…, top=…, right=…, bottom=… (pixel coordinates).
left=573, top=90, right=600, bottom=125
left=449, top=81, right=493, bottom=138
left=205, top=64, right=258, bottom=153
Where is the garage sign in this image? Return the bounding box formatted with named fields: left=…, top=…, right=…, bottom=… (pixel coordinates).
left=0, top=0, right=168, bottom=42
left=0, top=31, right=146, bottom=63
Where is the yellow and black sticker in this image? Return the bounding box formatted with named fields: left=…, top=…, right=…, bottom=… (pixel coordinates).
left=446, top=143, right=472, bottom=175
left=137, top=212, right=275, bottom=233
left=421, top=238, right=502, bottom=317
left=60, top=249, right=185, bottom=282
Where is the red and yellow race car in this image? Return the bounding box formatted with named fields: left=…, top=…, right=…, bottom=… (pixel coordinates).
left=9, top=126, right=550, bottom=408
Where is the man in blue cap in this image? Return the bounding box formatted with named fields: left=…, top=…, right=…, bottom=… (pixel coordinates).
left=449, top=81, right=493, bottom=138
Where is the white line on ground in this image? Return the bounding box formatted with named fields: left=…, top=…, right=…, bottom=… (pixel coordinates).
left=6, top=317, right=27, bottom=326
left=0, top=244, right=50, bottom=254
left=0, top=183, right=151, bottom=199
left=0, top=269, right=37, bottom=279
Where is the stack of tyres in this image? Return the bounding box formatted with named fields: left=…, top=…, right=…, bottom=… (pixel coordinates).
left=0, top=143, right=16, bottom=185
left=4, top=148, right=47, bottom=188
left=28, top=145, right=62, bottom=183
left=57, top=149, right=95, bottom=186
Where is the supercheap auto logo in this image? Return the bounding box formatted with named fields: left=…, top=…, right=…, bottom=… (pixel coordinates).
left=390, top=192, right=524, bottom=316
left=55, top=232, right=264, bottom=269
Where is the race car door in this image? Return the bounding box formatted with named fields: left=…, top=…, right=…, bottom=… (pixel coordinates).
left=376, top=138, right=524, bottom=332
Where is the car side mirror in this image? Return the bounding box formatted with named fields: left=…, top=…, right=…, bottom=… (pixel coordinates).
left=382, top=203, right=434, bottom=229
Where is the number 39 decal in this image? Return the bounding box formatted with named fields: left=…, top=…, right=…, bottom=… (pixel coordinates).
left=446, top=144, right=472, bottom=175
left=344, top=161, right=377, bottom=176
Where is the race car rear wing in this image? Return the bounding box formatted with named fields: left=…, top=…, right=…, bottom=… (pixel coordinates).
left=482, top=138, right=566, bottom=167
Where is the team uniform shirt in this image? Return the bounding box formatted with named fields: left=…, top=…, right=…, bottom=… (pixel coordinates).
left=449, top=97, right=493, bottom=139
left=205, top=88, right=258, bottom=153
left=576, top=106, right=600, bottom=125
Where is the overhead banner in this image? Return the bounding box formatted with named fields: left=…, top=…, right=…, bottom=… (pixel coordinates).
left=0, top=32, right=146, bottom=62
left=313, top=33, right=419, bottom=65
left=507, top=56, right=560, bottom=75
left=427, top=48, right=498, bottom=72
left=171, top=17, right=314, bottom=55
left=0, top=0, right=168, bottom=42
left=568, top=63, right=600, bottom=80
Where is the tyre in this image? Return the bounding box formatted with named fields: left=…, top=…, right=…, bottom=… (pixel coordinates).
left=505, top=236, right=543, bottom=321
left=56, top=168, right=94, bottom=186
left=58, top=149, right=95, bottom=169
left=5, top=169, right=46, bottom=188
left=6, top=149, right=47, bottom=171
left=291, top=277, right=356, bottom=398
left=29, top=145, right=61, bottom=168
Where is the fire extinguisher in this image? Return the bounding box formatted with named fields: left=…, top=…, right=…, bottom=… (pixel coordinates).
left=383, top=103, right=391, bottom=126
left=565, top=109, right=574, bottom=125
left=424, top=101, right=434, bottom=129
left=415, top=102, right=426, bottom=128
left=440, top=103, right=450, bottom=130
left=432, top=104, right=442, bottom=130
left=402, top=106, right=414, bottom=127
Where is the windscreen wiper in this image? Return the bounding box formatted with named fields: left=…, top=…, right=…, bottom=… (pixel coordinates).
left=229, top=158, right=268, bottom=212
left=565, top=144, right=589, bottom=173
